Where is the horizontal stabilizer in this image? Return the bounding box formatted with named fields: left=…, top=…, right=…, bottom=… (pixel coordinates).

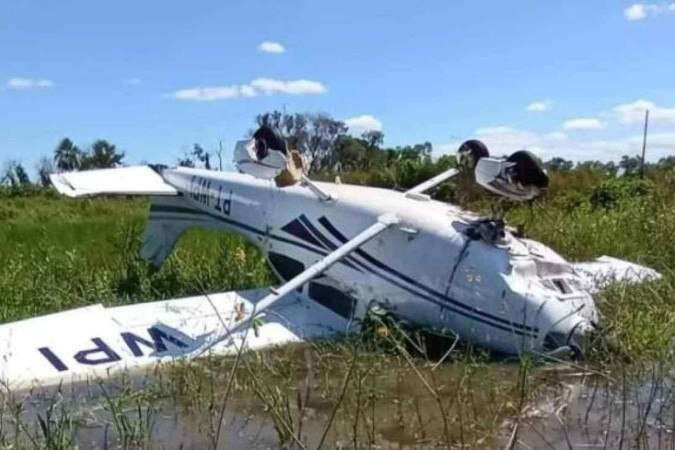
left=50, top=166, right=177, bottom=197
left=573, top=256, right=662, bottom=293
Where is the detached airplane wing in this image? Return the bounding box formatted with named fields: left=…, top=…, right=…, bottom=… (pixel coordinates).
left=0, top=289, right=353, bottom=391
left=50, top=166, right=177, bottom=197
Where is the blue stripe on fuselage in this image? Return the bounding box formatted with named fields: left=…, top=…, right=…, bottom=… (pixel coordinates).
left=149, top=205, right=537, bottom=338
left=317, top=216, right=539, bottom=336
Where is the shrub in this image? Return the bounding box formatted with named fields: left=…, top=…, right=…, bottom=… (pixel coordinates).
left=589, top=177, right=655, bottom=209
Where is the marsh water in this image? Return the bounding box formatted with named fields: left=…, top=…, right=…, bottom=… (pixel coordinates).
left=2, top=349, right=674, bottom=449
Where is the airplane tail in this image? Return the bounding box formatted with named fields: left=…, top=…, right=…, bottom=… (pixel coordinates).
left=140, top=195, right=222, bottom=267
left=49, top=166, right=221, bottom=268
left=50, top=166, right=177, bottom=197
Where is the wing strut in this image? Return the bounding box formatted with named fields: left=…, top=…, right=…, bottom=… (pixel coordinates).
left=405, top=168, right=458, bottom=196
left=199, top=213, right=400, bottom=354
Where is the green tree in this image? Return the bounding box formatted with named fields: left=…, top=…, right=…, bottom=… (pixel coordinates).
left=386, top=142, right=432, bottom=162
left=361, top=130, right=384, bottom=150
left=619, top=154, right=641, bottom=176
left=545, top=157, right=574, bottom=172
left=334, top=136, right=370, bottom=171
left=14, top=163, right=30, bottom=185
left=256, top=111, right=348, bottom=173
left=0, top=161, right=30, bottom=187
left=177, top=144, right=212, bottom=169
left=81, top=140, right=125, bottom=169
left=36, top=157, right=54, bottom=186
left=191, top=143, right=211, bottom=169
left=177, top=153, right=195, bottom=168
left=53, top=138, right=82, bottom=172
left=656, top=155, right=675, bottom=171
left=0, top=162, right=17, bottom=187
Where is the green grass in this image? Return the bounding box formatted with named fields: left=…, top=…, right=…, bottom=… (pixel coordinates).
left=1, top=176, right=673, bottom=359
left=501, top=178, right=675, bottom=362
left=0, top=174, right=673, bottom=448
left=0, top=195, right=272, bottom=324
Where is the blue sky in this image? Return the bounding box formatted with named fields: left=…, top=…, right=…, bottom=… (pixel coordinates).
left=1, top=0, right=675, bottom=171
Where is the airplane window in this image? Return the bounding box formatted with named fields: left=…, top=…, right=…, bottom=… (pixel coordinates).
left=552, top=278, right=573, bottom=295
left=542, top=278, right=574, bottom=295
left=308, top=282, right=356, bottom=319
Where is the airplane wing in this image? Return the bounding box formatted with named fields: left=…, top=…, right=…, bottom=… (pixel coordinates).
left=1, top=215, right=398, bottom=391
left=572, top=256, right=662, bottom=293
left=50, top=166, right=177, bottom=197
left=0, top=289, right=353, bottom=391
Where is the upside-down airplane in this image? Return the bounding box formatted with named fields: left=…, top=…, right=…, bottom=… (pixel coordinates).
left=0, top=128, right=661, bottom=390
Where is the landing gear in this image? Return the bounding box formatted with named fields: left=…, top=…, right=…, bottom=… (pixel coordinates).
left=456, top=139, right=549, bottom=202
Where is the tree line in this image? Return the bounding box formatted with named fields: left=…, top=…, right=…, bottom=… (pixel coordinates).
left=2, top=110, right=673, bottom=190
left=1, top=138, right=125, bottom=188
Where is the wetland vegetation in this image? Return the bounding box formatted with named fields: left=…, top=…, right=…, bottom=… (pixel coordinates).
left=0, top=159, right=673, bottom=448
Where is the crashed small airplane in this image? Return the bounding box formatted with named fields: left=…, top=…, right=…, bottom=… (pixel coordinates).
left=0, top=128, right=660, bottom=390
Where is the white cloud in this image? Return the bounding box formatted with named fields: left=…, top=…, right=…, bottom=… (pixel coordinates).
left=6, top=77, right=53, bottom=90
left=613, top=99, right=675, bottom=124
left=526, top=101, right=551, bottom=112
left=563, top=118, right=605, bottom=130
left=239, top=85, right=257, bottom=97
left=345, top=115, right=383, bottom=135
left=436, top=125, right=674, bottom=162
left=625, top=4, right=648, bottom=20
left=170, top=78, right=327, bottom=101
left=258, top=41, right=285, bottom=54
left=172, top=86, right=247, bottom=101
left=124, top=78, right=141, bottom=85
left=624, top=2, right=675, bottom=20
left=249, top=78, right=326, bottom=95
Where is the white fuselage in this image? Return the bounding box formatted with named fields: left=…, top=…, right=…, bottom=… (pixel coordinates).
left=158, top=167, right=597, bottom=355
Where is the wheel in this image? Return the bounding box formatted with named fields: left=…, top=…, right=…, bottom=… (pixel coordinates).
left=506, top=150, right=549, bottom=189
left=253, top=125, right=287, bottom=159
left=457, top=140, right=489, bottom=169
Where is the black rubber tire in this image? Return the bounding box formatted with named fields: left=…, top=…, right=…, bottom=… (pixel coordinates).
left=506, top=150, right=549, bottom=189
left=253, top=125, right=287, bottom=159
left=457, top=139, right=489, bottom=169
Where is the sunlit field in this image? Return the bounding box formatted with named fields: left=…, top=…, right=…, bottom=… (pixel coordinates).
left=1, top=169, right=673, bottom=448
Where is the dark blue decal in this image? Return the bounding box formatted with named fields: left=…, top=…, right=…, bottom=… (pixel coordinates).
left=222, top=189, right=231, bottom=215
left=121, top=327, right=189, bottom=357
left=73, top=338, right=122, bottom=366
left=281, top=218, right=324, bottom=249
left=189, top=176, right=215, bottom=208
left=38, top=347, right=68, bottom=372
left=214, top=185, right=223, bottom=212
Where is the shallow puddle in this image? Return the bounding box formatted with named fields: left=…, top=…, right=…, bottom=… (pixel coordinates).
left=1, top=347, right=673, bottom=449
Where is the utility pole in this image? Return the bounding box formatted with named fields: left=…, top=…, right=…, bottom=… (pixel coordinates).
left=217, top=140, right=224, bottom=171
left=640, top=109, right=649, bottom=179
